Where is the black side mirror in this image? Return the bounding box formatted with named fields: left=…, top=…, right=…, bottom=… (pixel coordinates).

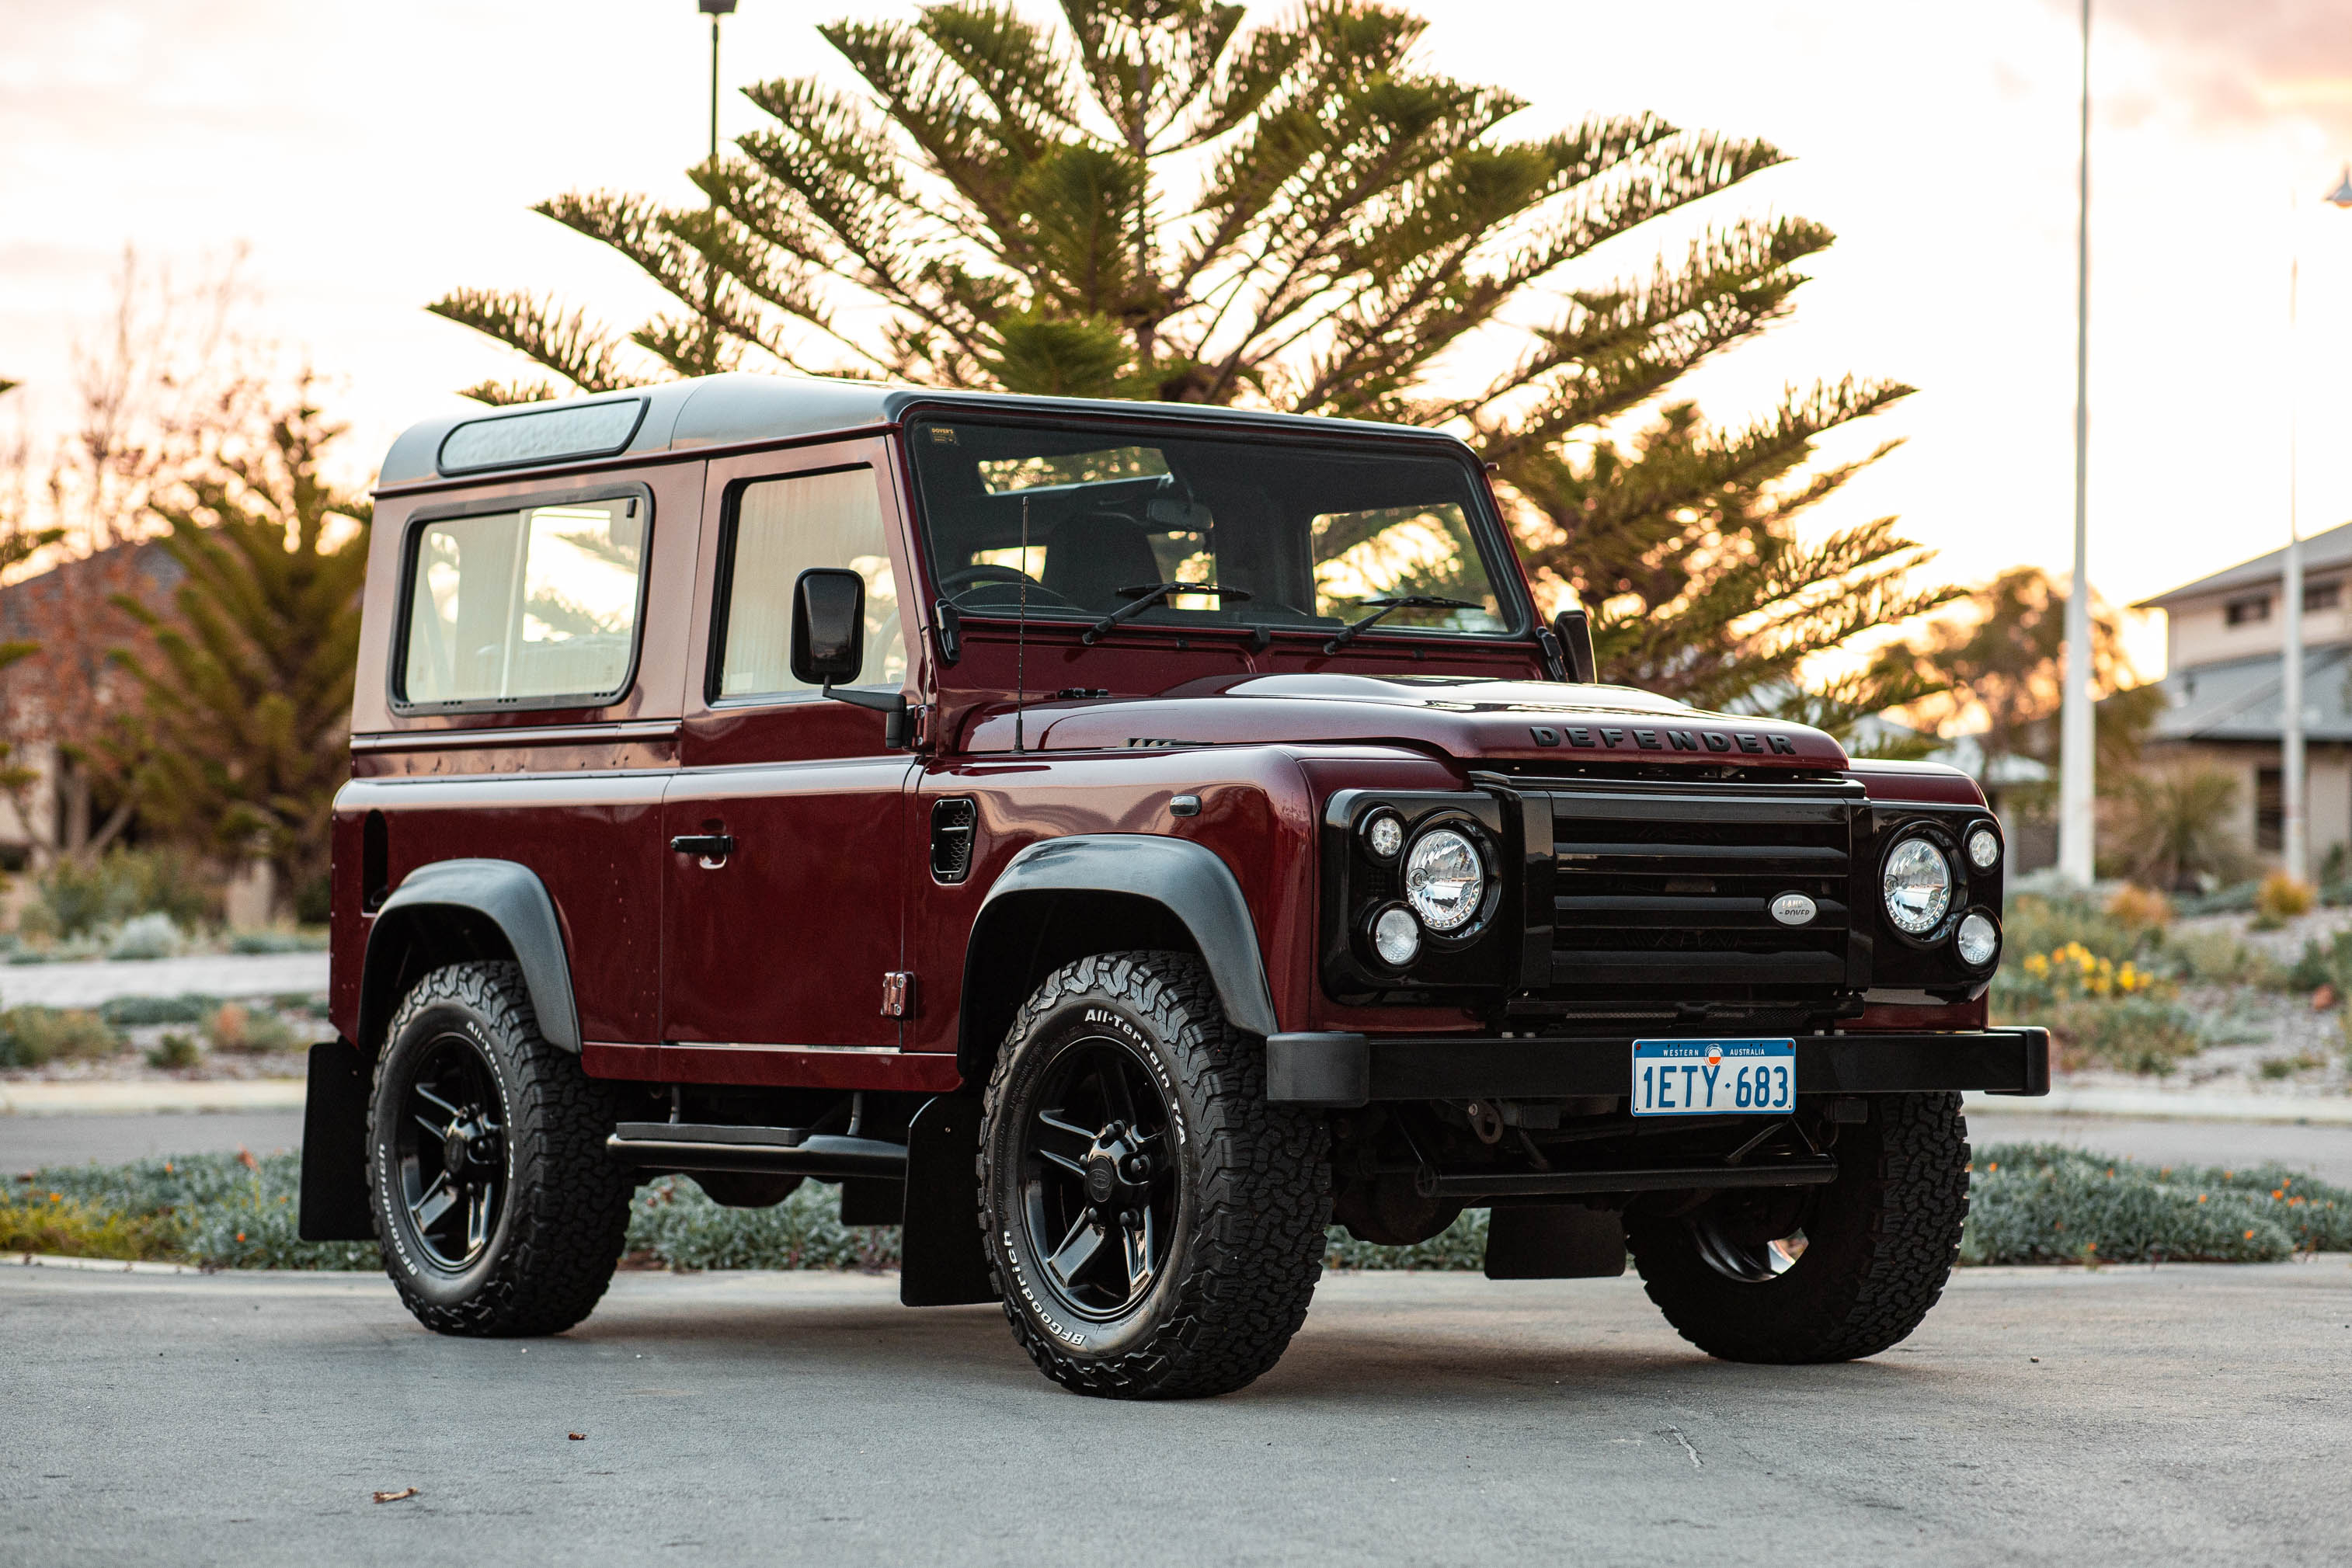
left=792, top=566, right=913, bottom=749
left=792, top=568, right=868, bottom=687
left=1552, top=607, right=1597, bottom=683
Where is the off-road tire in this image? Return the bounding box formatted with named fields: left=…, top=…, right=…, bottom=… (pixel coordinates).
left=1626, top=1092, right=1970, bottom=1363
left=979, top=951, right=1331, bottom=1399
left=369, top=961, right=632, bottom=1337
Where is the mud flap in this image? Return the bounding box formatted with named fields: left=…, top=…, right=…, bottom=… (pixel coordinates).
left=1483, top=1204, right=1627, bottom=1279
left=899, top=1093, right=997, bottom=1306
left=297, top=1040, right=376, bottom=1243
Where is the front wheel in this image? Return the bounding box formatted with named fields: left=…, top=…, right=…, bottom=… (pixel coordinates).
left=979, top=951, right=1331, bottom=1399
left=1626, top=1092, right=1970, bottom=1363
left=369, top=961, right=633, bottom=1337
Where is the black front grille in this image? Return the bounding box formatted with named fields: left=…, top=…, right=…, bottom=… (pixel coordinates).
left=1537, top=779, right=1861, bottom=1006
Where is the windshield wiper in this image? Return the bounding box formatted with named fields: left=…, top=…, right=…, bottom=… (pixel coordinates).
left=1321, top=595, right=1480, bottom=654
left=1081, top=582, right=1253, bottom=645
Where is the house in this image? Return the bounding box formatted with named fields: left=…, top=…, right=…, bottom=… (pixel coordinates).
left=2135, top=519, right=2352, bottom=869
left=0, top=541, right=183, bottom=872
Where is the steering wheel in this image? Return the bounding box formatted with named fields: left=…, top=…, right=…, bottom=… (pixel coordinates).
left=941, top=563, right=1074, bottom=607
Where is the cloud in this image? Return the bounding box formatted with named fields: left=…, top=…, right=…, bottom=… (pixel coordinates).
left=2093, top=0, right=2352, bottom=141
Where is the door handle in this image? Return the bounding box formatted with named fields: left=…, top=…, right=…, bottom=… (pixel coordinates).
left=670, top=833, right=735, bottom=866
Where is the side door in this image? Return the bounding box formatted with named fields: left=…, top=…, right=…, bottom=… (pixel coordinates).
left=661, top=441, right=917, bottom=1048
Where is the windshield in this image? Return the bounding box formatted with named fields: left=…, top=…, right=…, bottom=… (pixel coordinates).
left=906, top=418, right=1517, bottom=641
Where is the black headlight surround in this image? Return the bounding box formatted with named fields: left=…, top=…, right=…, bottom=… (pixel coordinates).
left=1877, top=820, right=1971, bottom=951
left=1961, top=817, right=2003, bottom=873
left=1953, top=906, right=2002, bottom=972
left=1321, top=789, right=1514, bottom=1000
left=1397, top=811, right=1505, bottom=950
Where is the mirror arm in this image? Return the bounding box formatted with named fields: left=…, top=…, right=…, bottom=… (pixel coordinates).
left=821, top=683, right=912, bottom=749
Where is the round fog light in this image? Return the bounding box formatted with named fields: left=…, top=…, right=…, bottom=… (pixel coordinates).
left=1372, top=906, right=1421, bottom=967
left=1965, top=825, right=2001, bottom=871
left=1956, top=911, right=1999, bottom=967
left=1363, top=811, right=1404, bottom=860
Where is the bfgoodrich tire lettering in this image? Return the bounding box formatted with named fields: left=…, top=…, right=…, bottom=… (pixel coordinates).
left=369, top=961, right=632, bottom=1337
left=1626, top=1091, right=1971, bottom=1363
left=979, top=951, right=1331, bottom=1399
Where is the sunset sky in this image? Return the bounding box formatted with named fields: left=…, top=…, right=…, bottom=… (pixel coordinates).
left=5, top=0, right=2351, bottom=677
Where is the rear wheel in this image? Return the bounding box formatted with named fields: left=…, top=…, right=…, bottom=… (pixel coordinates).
left=369, top=961, right=632, bottom=1337
left=979, top=951, right=1331, bottom=1399
left=1625, top=1093, right=1970, bottom=1363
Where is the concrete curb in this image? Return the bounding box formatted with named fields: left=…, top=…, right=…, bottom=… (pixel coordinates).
left=1966, top=1088, right=2352, bottom=1126
left=5, top=1253, right=204, bottom=1274
left=0, top=1080, right=307, bottom=1116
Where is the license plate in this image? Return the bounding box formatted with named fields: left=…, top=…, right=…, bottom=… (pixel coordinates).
left=1631, top=1038, right=1796, bottom=1116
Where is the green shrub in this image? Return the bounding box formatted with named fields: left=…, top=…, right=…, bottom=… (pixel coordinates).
left=1993, top=928, right=2204, bottom=1073
left=26, top=848, right=213, bottom=940
left=1, top=1189, right=182, bottom=1261
left=2166, top=927, right=2285, bottom=989
left=1961, top=1142, right=2352, bottom=1264
left=2174, top=880, right=2262, bottom=916
left=145, top=1031, right=201, bottom=1069
left=98, top=993, right=216, bottom=1026
left=625, top=1177, right=900, bottom=1271
left=28, top=1153, right=378, bottom=1271
left=227, top=930, right=325, bottom=954
left=106, top=912, right=183, bottom=961
left=200, top=1002, right=298, bottom=1055
left=2000, top=892, right=2146, bottom=969
left=0, top=1005, right=125, bottom=1067
left=1325, top=1209, right=1490, bottom=1271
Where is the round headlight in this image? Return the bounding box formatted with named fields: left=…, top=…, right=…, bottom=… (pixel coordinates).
left=1362, top=810, right=1404, bottom=860
left=1371, top=906, right=1421, bottom=966
left=1881, top=837, right=1953, bottom=935
left=1965, top=825, right=2001, bottom=871
left=1956, top=911, right=1999, bottom=967
left=1405, top=827, right=1485, bottom=932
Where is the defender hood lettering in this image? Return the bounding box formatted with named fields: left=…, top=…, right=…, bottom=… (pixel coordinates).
left=964, top=673, right=1849, bottom=768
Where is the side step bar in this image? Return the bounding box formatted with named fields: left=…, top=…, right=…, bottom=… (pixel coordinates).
left=607, top=1121, right=908, bottom=1180
left=1432, top=1156, right=1838, bottom=1200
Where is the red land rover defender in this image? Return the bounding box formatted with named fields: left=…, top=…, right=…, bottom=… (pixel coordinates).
left=300, top=374, right=2047, bottom=1398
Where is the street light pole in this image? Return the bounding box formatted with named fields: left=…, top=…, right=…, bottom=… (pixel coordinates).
left=2058, top=0, right=2096, bottom=885
left=700, top=0, right=739, bottom=166
left=2284, top=232, right=2305, bottom=883
left=2286, top=166, right=2352, bottom=884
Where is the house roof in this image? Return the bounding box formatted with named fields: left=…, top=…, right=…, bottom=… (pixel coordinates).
left=2134, top=518, right=2352, bottom=610
left=375, top=371, right=1472, bottom=492
left=2145, top=645, right=2352, bottom=745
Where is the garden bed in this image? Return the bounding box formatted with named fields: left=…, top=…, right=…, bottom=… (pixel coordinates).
left=11, top=1142, right=2345, bottom=1275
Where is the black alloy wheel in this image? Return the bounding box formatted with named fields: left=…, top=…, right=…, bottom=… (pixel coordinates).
left=391, top=1034, right=506, bottom=1271
left=1021, top=1041, right=1176, bottom=1320
left=980, top=951, right=1331, bottom=1399
left=370, top=961, right=633, bottom=1337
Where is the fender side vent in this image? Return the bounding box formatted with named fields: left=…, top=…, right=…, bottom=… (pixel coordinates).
left=931, top=798, right=977, bottom=884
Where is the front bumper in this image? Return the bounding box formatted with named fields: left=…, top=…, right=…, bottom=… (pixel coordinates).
left=1266, top=1027, right=2051, bottom=1108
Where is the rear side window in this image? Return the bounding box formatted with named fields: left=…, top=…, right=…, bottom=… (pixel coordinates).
left=401, top=496, right=645, bottom=706
left=713, top=468, right=905, bottom=700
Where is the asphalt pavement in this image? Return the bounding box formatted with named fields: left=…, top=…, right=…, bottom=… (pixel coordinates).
left=1965, top=1111, right=2352, bottom=1185
left=4, top=1259, right=2348, bottom=1566
left=1, top=1111, right=306, bottom=1171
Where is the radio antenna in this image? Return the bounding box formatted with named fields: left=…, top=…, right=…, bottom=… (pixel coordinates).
left=1013, top=492, right=1029, bottom=754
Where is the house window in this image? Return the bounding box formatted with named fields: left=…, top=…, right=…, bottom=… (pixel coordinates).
left=2227, top=596, right=2272, bottom=627
left=2308, top=581, right=2340, bottom=613
left=2257, top=766, right=2284, bottom=854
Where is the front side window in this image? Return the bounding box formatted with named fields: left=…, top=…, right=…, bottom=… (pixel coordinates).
left=907, top=420, right=1516, bottom=640
left=715, top=467, right=906, bottom=699
left=401, top=496, right=645, bottom=706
